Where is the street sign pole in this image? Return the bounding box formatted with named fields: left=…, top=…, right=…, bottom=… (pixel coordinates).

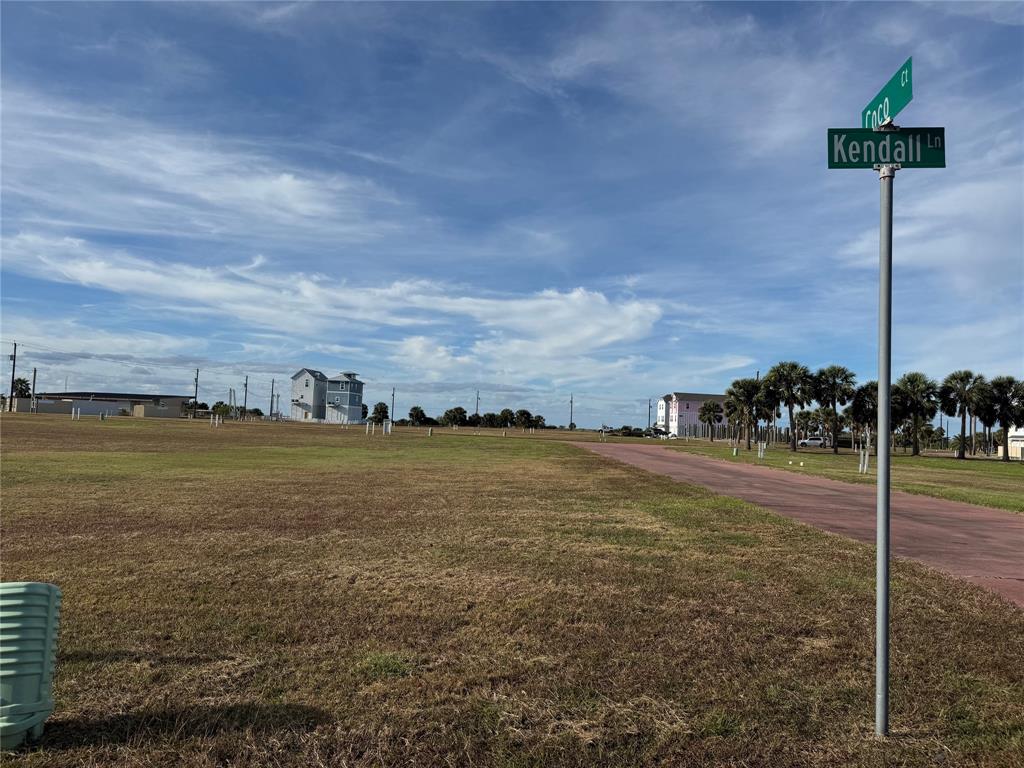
left=875, top=154, right=895, bottom=738
left=831, top=54, right=941, bottom=739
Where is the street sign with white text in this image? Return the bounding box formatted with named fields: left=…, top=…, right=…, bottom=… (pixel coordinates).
left=862, top=57, right=912, bottom=129
left=827, top=127, right=945, bottom=169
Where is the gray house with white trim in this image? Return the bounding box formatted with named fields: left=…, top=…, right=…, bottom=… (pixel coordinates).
left=324, top=372, right=364, bottom=424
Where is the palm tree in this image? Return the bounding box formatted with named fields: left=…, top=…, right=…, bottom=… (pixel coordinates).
left=765, top=362, right=812, bottom=451
left=989, top=376, right=1023, bottom=462
left=794, top=409, right=813, bottom=442
left=753, top=380, right=780, bottom=444
left=893, top=372, right=938, bottom=456
left=813, top=366, right=857, bottom=454
left=12, top=377, right=31, bottom=399
left=973, top=381, right=997, bottom=455
left=940, top=370, right=984, bottom=460
left=698, top=399, right=724, bottom=442
left=408, top=405, right=427, bottom=426
left=725, top=377, right=760, bottom=450
left=969, top=376, right=990, bottom=456
left=850, top=381, right=877, bottom=453
left=890, top=381, right=911, bottom=454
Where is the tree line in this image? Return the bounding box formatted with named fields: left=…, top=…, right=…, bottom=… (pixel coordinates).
left=367, top=402, right=552, bottom=430
left=700, top=363, right=1023, bottom=461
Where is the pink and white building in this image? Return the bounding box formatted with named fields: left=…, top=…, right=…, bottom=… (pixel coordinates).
left=657, top=392, right=728, bottom=437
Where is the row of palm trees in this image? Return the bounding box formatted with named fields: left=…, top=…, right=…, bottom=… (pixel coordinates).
left=702, top=363, right=1023, bottom=461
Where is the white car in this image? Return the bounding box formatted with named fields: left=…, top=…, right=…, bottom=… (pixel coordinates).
left=798, top=436, right=828, bottom=448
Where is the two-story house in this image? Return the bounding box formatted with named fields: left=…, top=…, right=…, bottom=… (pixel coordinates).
left=290, top=368, right=364, bottom=423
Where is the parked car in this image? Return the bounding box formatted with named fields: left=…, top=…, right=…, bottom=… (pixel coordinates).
left=798, top=436, right=828, bottom=448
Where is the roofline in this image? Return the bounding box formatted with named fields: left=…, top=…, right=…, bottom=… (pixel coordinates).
left=34, top=392, right=190, bottom=400
left=662, top=392, right=728, bottom=401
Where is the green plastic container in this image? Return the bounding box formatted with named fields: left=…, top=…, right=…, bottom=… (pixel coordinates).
left=0, top=582, right=61, bottom=750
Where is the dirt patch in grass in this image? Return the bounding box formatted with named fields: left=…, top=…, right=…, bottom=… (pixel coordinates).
left=1, top=415, right=1022, bottom=766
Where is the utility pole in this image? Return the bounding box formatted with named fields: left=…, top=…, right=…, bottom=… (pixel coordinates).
left=647, top=398, right=651, bottom=430
left=475, top=389, right=480, bottom=417
left=569, top=393, right=574, bottom=428
left=269, top=379, right=275, bottom=420
left=275, top=393, right=280, bottom=419
left=392, top=387, right=396, bottom=422
left=192, top=368, right=199, bottom=418
left=31, top=367, right=37, bottom=412
left=242, top=375, right=248, bottom=418
left=7, top=341, right=16, bottom=412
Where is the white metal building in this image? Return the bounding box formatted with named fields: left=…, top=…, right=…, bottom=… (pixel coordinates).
left=998, top=427, right=1024, bottom=460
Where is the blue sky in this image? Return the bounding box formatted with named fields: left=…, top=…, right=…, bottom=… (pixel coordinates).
left=2, top=2, right=1022, bottom=427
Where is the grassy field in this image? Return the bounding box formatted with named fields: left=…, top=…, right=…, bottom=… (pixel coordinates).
left=657, top=438, right=1024, bottom=513
left=1, top=414, right=1022, bottom=767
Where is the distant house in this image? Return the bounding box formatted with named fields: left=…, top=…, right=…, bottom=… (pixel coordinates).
left=17, top=391, right=189, bottom=417
left=324, top=372, right=364, bottom=424
left=290, top=369, right=364, bottom=423
left=998, top=427, right=1024, bottom=460
left=657, top=392, right=728, bottom=437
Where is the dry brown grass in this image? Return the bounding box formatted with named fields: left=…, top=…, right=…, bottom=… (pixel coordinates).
left=1, top=414, right=1022, bottom=767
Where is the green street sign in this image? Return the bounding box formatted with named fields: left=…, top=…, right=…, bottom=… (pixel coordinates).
left=862, top=57, right=912, bottom=129
left=827, top=127, right=945, bottom=169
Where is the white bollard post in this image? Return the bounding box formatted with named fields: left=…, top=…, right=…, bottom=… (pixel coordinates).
left=366, top=422, right=370, bottom=435
left=428, top=427, right=433, bottom=437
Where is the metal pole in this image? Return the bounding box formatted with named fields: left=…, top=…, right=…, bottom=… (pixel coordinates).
left=876, top=161, right=896, bottom=737
left=7, top=341, right=16, bottom=412
left=269, top=378, right=275, bottom=419
left=31, top=367, right=37, bottom=411
left=392, top=387, right=396, bottom=423
left=242, top=375, right=248, bottom=418
left=193, top=368, right=199, bottom=419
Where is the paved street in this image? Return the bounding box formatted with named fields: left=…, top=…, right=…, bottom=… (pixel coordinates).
left=579, top=443, right=1024, bottom=608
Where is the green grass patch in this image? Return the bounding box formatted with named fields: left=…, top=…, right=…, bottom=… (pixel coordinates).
left=664, top=439, right=1024, bottom=513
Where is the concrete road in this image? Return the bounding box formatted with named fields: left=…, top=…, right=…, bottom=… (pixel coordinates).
left=577, top=442, right=1024, bottom=608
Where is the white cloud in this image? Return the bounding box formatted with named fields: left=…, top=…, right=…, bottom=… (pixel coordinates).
left=923, top=1, right=1024, bottom=26
left=1, top=88, right=405, bottom=246
left=3, top=232, right=664, bottom=388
